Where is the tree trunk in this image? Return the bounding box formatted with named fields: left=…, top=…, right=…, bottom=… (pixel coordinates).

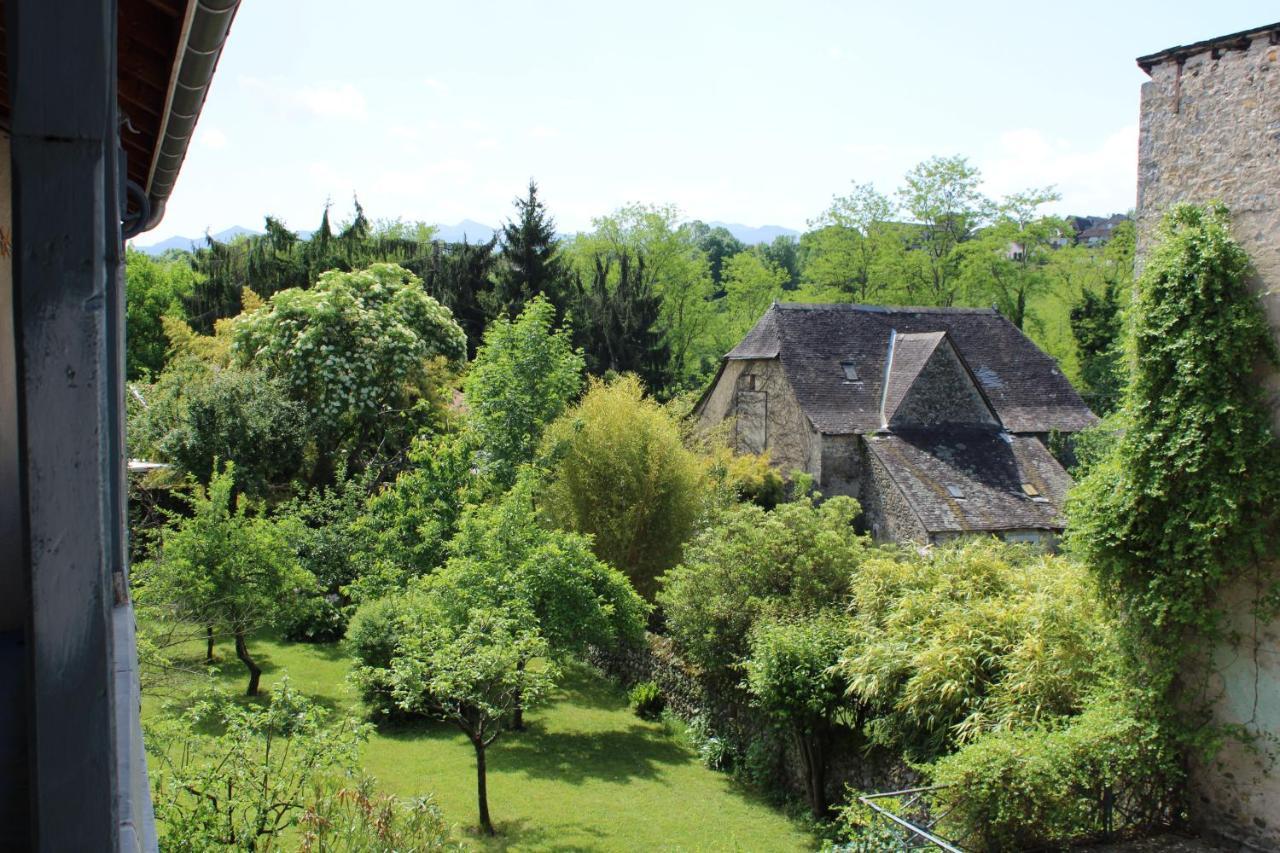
left=474, top=740, right=494, bottom=835
left=512, top=659, right=526, bottom=731
left=205, top=625, right=215, bottom=664
left=795, top=729, right=828, bottom=817
left=234, top=629, right=261, bottom=696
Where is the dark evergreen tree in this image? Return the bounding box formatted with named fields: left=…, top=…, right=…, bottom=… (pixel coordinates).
left=409, top=237, right=500, bottom=358
left=495, top=180, right=570, bottom=318
left=572, top=248, right=670, bottom=395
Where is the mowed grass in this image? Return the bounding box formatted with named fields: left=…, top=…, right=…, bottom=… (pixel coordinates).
left=144, top=631, right=817, bottom=852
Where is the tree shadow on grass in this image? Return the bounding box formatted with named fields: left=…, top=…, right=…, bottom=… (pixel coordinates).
left=278, top=638, right=350, bottom=661
left=493, top=719, right=691, bottom=785
left=548, top=661, right=631, bottom=712
left=465, top=816, right=607, bottom=852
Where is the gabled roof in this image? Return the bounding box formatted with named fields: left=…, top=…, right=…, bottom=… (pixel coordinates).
left=880, top=331, right=945, bottom=424
left=864, top=428, right=1071, bottom=534
left=723, top=303, right=1096, bottom=435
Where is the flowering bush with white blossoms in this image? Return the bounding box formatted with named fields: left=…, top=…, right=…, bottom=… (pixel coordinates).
left=233, top=263, right=467, bottom=465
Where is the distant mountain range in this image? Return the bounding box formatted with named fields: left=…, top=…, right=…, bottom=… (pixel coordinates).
left=134, top=225, right=260, bottom=255
left=132, top=220, right=801, bottom=256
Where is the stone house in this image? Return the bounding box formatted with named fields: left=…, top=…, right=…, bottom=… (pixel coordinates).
left=695, top=302, right=1096, bottom=546
left=1136, top=21, right=1280, bottom=850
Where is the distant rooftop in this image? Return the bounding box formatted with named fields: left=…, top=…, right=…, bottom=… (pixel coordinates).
left=1137, top=21, right=1280, bottom=74
left=721, top=303, right=1096, bottom=435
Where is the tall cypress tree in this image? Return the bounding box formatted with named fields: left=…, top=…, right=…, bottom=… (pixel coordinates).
left=496, top=180, right=568, bottom=318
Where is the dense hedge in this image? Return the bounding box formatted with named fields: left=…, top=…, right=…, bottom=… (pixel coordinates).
left=930, top=694, right=1180, bottom=851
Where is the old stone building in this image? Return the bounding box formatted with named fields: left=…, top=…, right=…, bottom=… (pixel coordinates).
left=1137, top=21, right=1280, bottom=850
left=695, top=302, right=1095, bottom=546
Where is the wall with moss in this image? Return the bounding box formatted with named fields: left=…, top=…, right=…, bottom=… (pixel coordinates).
left=1137, top=27, right=1280, bottom=849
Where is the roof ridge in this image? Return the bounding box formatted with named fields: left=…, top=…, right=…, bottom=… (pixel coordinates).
left=774, top=302, right=1000, bottom=315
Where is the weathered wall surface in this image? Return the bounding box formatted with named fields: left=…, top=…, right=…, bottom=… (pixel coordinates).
left=819, top=433, right=863, bottom=501
left=891, top=342, right=999, bottom=430
left=699, top=358, right=821, bottom=480
left=1137, top=34, right=1280, bottom=427
left=860, top=440, right=928, bottom=545
left=1136, top=28, right=1280, bottom=851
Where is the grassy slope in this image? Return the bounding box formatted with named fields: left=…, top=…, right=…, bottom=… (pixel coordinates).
left=145, top=633, right=815, bottom=852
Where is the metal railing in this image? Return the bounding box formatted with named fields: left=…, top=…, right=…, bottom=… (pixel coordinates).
left=857, top=785, right=966, bottom=852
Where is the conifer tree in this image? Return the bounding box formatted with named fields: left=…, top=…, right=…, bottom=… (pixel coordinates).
left=496, top=180, right=569, bottom=318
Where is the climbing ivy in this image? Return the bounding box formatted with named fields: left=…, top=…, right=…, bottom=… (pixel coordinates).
left=1068, top=203, right=1280, bottom=709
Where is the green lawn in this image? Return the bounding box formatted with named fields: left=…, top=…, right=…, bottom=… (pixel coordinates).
left=144, top=632, right=816, bottom=852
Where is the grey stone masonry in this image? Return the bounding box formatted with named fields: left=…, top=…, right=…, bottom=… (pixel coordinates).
left=1137, top=23, right=1280, bottom=428
left=1137, top=22, right=1280, bottom=852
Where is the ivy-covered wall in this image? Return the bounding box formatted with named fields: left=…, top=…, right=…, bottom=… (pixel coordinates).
left=1136, top=26, right=1280, bottom=849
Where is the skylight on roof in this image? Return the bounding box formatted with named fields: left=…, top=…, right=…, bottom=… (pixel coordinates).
left=841, top=360, right=859, bottom=382
left=946, top=485, right=965, bottom=499
left=1021, top=483, right=1040, bottom=497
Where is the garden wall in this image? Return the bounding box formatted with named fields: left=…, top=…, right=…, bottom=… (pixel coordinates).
left=591, top=633, right=918, bottom=808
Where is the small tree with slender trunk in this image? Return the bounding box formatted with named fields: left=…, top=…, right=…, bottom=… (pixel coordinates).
left=390, top=605, right=555, bottom=836
left=134, top=462, right=312, bottom=695
left=745, top=612, right=852, bottom=817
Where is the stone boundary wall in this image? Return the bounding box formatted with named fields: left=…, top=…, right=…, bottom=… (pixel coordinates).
left=590, top=633, right=919, bottom=807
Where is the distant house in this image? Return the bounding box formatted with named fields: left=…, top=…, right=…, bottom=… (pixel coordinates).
left=1068, top=214, right=1131, bottom=247
left=694, top=303, right=1097, bottom=546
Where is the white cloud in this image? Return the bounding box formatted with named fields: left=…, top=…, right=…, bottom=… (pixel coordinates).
left=241, top=77, right=367, bottom=121
left=423, top=77, right=449, bottom=95
left=978, top=125, right=1138, bottom=215
left=528, top=125, right=559, bottom=140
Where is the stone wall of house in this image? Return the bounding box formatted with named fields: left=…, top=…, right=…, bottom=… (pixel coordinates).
left=1136, top=27, right=1280, bottom=851
left=860, top=439, right=928, bottom=545
left=819, top=433, right=863, bottom=501
left=696, top=359, right=748, bottom=430
left=891, top=342, right=998, bottom=429
left=699, top=358, right=821, bottom=481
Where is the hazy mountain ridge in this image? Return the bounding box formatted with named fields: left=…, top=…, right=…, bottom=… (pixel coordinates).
left=133, top=220, right=802, bottom=255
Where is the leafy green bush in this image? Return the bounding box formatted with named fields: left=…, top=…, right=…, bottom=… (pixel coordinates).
left=281, top=593, right=350, bottom=644
left=628, top=681, right=665, bottom=720
left=737, top=733, right=787, bottom=793
left=283, top=470, right=373, bottom=642
left=824, top=797, right=915, bottom=852
left=540, top=374, right=705, bottom=600
left=837, top=539, right=1118, bottom=761
left=745, top=612, right=851, bottom=815
left=929, top=695, right=1180, bottom=851
left=660, top=495, right=869, bottom=681
left=684, top=714, right=733, bottom=771
left=348, top=593, right=423, bottom=720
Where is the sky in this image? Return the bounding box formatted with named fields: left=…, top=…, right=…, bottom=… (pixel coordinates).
left=148, top=1, right=1280, bottom=243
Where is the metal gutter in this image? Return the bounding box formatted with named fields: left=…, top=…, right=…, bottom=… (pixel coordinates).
left=142, top=0, right=241, bottom=231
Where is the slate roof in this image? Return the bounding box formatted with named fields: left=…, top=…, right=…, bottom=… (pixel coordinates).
left=724, top=303, right=1096, bottom=435
left=864, top=428, right=1072, bottom=534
